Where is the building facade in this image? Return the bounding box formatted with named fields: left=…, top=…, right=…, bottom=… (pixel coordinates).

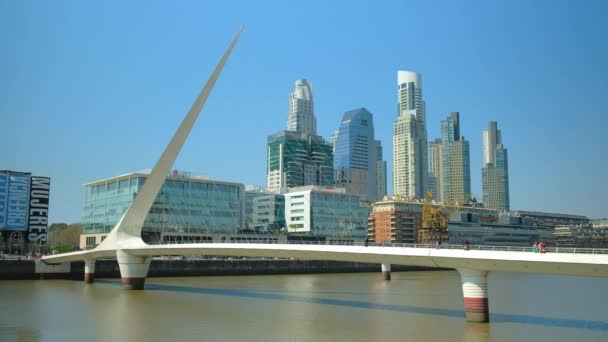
left=80, top=171, right=245, bottom=247
left=554, top=224, right=608, bottom=248
left=266, top=131, right=334, bottom=193
left=375, top=140, right=387, bottom=200
left=284, top=185, right=369, bottom=238
left=393, top=71, right=428, bottom=199
left=440, top=112, right=471, bottom=203
left=0, top=170, right=51, bottom=250
left=252, top=193, right=285, bottom=232
left=333, top=108, right=378, bottom=202
left=482, top=121, right=510, bottom=211
left=267, top=79, right=334, bottom=193
left=428, top=139, right=443, bottom=201
left=368, top=197, right=498, bottom=243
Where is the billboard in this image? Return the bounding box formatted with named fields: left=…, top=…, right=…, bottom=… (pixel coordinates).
left=28, top=176, right=50, bottom=243
left=0, top=171, right=50, bottom=244
left=6, top=173, right=30, bottom=231
left=0, top=174, right=7, bottom=227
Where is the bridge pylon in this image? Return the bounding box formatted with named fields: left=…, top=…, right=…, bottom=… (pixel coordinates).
left=117, top=250, right=151, bottom=290
left=84, top=259, right=96, bottom=284
left=458, top=269, right=489, bottom=323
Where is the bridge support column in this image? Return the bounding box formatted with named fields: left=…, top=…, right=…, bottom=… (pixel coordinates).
left=458, top=269, right=489, bottom=323
left=84, top=259, right=96, bottom=283
left=117, top=250, right=151, bottom=290
left=381, top=263, right=391, bottom=280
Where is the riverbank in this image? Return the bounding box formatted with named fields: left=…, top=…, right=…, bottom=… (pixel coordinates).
left=0, top=259, right=446, bottom=280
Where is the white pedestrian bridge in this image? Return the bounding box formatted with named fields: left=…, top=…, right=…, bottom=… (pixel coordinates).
left=40, top=27, right=608, bottom=323
left=41, top=239, right=608, bottom=323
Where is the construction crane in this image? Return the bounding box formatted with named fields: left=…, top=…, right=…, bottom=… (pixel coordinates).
left=418, top=190, right=470, bottom=244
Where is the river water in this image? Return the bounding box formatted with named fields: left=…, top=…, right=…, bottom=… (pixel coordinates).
left=1, top=271, right=607, bottom=341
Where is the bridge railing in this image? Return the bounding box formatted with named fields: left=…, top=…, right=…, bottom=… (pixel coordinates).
left=147, top=239, right=608, bottom=254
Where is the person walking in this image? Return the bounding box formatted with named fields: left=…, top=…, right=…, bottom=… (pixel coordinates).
left=533, top=241, right=539, bottom=253
left=540, top=241, right=546, bottom=253
left=463, top=239, right=470, bottom=251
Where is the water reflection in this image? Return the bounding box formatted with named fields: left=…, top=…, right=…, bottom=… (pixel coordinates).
left=0, top=327, right=40, bottom=342
left=463, top=323, right=490, bottom=342
left=2, top=272, right=608, bottom=342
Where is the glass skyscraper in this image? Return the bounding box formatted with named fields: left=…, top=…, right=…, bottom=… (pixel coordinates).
left=266, top=131, right=334, bottom=193
left=333, top=108, right=379, bottom=202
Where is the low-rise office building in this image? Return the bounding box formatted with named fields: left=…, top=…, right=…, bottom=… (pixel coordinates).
left=284, top=185, right=369, bottom=239
left=447, top=213, right=555, bottom=247
left=252, top=193, right=285, bottom=232
left=367, top=197, right=498, bottom=243
left=554, top=223, right=608, bottom=248
left=80, top=171, right=245, bottom=249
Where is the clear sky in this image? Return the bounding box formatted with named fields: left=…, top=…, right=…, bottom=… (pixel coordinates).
left=1, top=0, right=607, bottom=223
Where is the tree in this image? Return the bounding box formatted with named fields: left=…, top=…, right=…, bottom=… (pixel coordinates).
left=48, top=223, right=83, bottom=251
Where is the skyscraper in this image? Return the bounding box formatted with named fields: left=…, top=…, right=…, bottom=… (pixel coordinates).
left=482, top=121, right=510, bottom=211
left=393, top=71, right=428, bottom=198
left=440, top=112, right=471, bottom=203
left=287, top=79, right=316, bottom=135
left=428, top=138, right=443, bottom=201
left=333, top=108, right=379, bottom=202
left=267, top=79, right=334, bottom=193
left=375, top=140, right=387, bottom=201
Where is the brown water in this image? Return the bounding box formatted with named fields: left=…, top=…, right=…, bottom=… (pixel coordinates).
left=1, top=271, right=607, bottom=341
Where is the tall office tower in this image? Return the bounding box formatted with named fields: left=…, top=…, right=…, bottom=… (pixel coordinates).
left=287, top=79, right=316, bottom=135
left=267, top=79, right=333, bottom=193
left=375, top=140, right=387, bottom=201
left=428, top=138, right=443, bottom=201
left=482, top=121, right=510, bottom=211
left=393, top=71, right=428, bottom=198
left=440, top=112, right=471, bottom=203
left=334, top=108, right=378, bottom=202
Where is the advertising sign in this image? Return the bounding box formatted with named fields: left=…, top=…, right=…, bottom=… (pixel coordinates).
left=0, top=174, right=7, bottom=228
left=28, top=177, right=50, bottom=244
left=6, top=174, right=30, bottom=231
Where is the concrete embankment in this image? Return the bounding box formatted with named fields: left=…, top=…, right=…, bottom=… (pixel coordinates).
left=0, top=259, right=445, bottom=280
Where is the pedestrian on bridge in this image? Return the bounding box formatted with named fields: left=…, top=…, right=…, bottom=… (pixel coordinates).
left=533, top=241, right=539, bottom=253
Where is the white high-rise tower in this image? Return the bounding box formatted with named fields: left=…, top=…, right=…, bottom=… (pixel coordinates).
left=393, top=71, right=428, bottom=198
left=287, top=79, right=316, bottom=135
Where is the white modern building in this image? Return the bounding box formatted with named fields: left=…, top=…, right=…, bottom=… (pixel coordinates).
left=287, top=79, right=316, bottom=135
left=393, top=70, right=428, bottom=198
left=482, top=121, right=510, bottom=211
left=284, top=185, right=369, bottom=238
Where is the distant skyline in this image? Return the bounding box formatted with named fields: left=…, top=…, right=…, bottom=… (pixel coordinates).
left=1, top=0, right=607, bottom=223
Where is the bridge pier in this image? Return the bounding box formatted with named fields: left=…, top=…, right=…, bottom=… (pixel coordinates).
left=381, top=263, right=391, bottom=280
left=117, top=250, right=151, bottom=290
left=84, top=259, right=96, bottom=283
left=458, top=269, right=489, bottom=323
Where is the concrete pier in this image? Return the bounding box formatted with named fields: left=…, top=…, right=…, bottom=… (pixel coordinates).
left=84, top=259, right=96, bottom=283
left=381, top=263, right=391, bottom=280
left=117, top=250, right=151, bottom=290
left=458, top=269, right=489, bottom=322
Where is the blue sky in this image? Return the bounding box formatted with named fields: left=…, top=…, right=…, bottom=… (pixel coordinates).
left=1, top=0, right=606, bottom=223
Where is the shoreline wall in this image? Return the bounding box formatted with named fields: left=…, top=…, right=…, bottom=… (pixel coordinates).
left=0, top=259, right=448, bottom=280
